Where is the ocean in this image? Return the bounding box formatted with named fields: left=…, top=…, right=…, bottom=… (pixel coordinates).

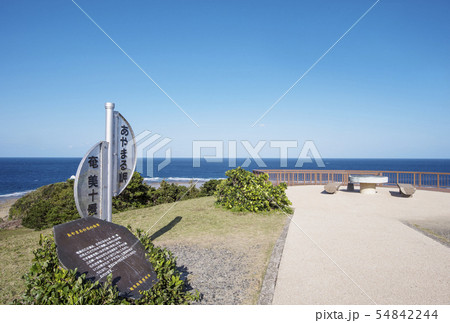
left=1, top=157, right=450, bottom=198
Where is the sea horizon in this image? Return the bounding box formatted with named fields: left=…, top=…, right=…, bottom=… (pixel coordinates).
left=1, top=157, right=450, bottom=198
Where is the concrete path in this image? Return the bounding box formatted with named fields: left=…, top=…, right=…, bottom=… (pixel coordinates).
left=272, top=186, right=450, bottom=305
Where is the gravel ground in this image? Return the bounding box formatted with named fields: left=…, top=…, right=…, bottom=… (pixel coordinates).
left=161, top=244, right=256, bottom=305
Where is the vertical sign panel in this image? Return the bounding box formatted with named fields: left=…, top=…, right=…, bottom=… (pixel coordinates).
left=113, top=112, right=137, bottom=196
left=74, top=141, right=109, bottom=220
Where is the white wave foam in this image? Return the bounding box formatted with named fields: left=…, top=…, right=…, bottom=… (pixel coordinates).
left=144, top=177, right=225, bottom=182
left=0, top=190, right=34, bottom=199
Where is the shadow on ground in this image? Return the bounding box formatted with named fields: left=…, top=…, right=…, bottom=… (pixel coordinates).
left=150, top=216, right=182, bottom=240
left=389, top=191, right=412, bottom=198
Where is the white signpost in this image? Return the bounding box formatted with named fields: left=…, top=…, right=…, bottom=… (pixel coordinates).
left=60, top=103, right=159, bottom=299
left=74, top=103, right=136, bottom=222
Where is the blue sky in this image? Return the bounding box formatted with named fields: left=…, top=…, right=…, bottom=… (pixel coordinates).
left=1, top=0, right=449, bottom=158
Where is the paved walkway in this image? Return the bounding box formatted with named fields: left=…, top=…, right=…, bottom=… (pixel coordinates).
left=272, top=186, right=450, bottom=305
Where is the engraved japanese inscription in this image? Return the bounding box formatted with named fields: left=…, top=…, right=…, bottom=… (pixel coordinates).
left=53, top=217, right=158, bottom=299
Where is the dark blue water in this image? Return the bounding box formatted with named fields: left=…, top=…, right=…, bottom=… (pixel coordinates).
left=1, top=157, right=450, bottom=197
left=0, top=158, right=81, bottom=198
left=139, top=158, right=450, bottom=180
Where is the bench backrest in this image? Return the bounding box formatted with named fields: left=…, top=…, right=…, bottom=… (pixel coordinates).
left=324, top=182, right=341, bottom=194
left=397, top=183, right=416, bottom=196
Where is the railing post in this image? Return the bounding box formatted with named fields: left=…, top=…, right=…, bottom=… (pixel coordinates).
left=437, top=174, right=440, bottom=189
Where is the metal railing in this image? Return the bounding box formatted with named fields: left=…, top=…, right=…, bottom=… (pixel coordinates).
left=252, top=169, right=450, bottom=191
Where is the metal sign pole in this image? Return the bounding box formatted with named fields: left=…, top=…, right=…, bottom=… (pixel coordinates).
left=75, top=102, right=135, bottom=222
left=105, top=102, right=115, bottom=222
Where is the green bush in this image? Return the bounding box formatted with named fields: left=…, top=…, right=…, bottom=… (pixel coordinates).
left=9, top=180, right=79, bottom=230
left=112, top=172, right=155, bottom=212
left=114, top=176, right=203, bottom=210
left=215, top=167, right=293, bottom=213
left=151, top=180, right=200, bottom=205
left=13, top=228, right=199, bottom=305
left=199, top=179, right=223, bottom=197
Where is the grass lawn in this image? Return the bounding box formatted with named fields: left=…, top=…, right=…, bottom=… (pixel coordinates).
left=0, top=196, right=287, bottom=304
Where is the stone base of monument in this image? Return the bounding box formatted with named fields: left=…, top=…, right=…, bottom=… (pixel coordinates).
left=360, top=183, right=377, bottom=194
left=53, top=217, right=158, bottom=299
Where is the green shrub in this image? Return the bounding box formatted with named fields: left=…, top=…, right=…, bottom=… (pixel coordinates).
left=199, top=179, right=223, bottom=197
left=13, top=228, right=199, bottom=305
left=151, top=180, right=200, bottom=205
left=112, top=172, right=155, bottom=212
left=10, top=180, right=79, bottom=230
left=113, top=175, right=209, bottom=211
left=215, top=167, right=293, bottom=213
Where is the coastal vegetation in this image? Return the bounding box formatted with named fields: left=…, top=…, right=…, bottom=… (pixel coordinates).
left=8, top=173, right=221, bottom=230
left=8, top=167, right=291, bottom=231
left=8, top=180, right=78, bottom=230
left=112, top=173, right=221, bottom=212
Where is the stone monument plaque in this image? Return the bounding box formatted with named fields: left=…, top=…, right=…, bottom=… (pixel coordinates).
left=53, top=217, right=158, bottom=299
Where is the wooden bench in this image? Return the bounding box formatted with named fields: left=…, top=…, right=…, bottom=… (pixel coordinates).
left=324, top=182, right=342, bottom=194
left=397, top=183, right=416, bottom=197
